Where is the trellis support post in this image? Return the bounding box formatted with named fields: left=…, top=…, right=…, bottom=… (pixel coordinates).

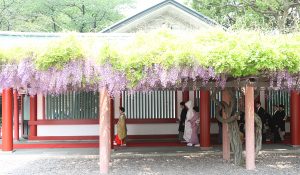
left=99, top=87, right=111, bottom=174
left=245, top=83, right=255, bottom=170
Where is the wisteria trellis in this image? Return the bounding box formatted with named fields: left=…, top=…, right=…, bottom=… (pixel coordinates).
left=0, top=30, right=299, bottom=95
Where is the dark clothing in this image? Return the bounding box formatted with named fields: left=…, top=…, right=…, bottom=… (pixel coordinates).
left=256, top=107, right=266, bottom=125
left=238, top=111, right=245, bottom=134
left=178, top=107, right=188, bottom=132
left=217, top=110, right=223, bottom=144
left=272, top=110, right=281, bottom=143
left=278, top=110, right=286, bottom=131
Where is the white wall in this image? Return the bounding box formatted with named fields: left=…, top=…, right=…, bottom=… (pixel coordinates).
left=37, top=94, right=43, bottom=120
left=38, top=125, right=99, bottom=136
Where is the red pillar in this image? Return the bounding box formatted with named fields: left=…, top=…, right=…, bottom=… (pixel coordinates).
left=222, top=90, right=230, bottom=161
left=110, top=98, right=115, bottom=149
left=290, top=91, right=300, bottom=146
left=182, top=90, right=189, bottom=102
left=245, top=85, right=255, bottom=170
left=29, top=95, right=37, bottom=138
left=99, top=88, right=111, bottom=174
left=2, top=88, right=13, bottom=151
left=13, top=90, right=19, bottom=141
left=200, top=90, right=210, bottom=148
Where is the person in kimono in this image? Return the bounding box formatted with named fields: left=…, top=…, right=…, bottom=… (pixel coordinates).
left=183, top=100, right=193, bottom=145
left=114, top=107, right=127, bottom=146
left=187, top=106, right=200, bottom=147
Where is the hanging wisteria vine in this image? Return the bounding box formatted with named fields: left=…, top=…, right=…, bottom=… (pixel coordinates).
left=0, top=59, right=222, bottom=96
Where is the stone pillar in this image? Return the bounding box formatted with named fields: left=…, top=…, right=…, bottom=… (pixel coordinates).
left=13, top=90, right=19, bottom=141
left=2, top=88, right=13, bottom=151
left=222, top=90, right=230, bottom=161
left=245, top=84, right=255, bottom=170
left=290, top=91, right=300, bottom=146
left=200, top=90, right=210, bottom=148
left=29, top=95, right=37, bottom=138
left=99, top=88, right=111, bottom=174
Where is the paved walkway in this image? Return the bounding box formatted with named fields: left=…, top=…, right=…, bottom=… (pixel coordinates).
left=0, top=145, right=299, bottom=175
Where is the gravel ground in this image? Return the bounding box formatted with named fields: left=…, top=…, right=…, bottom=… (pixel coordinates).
left=0, top=147, right=299, bottom=175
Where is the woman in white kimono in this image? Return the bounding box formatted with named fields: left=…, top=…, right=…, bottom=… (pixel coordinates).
left=183, top=100, right=193, bottom=145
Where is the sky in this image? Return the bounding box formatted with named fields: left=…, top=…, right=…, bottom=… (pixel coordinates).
left=122, top=0, right=186, bottom=17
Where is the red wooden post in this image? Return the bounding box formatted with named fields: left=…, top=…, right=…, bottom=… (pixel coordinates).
left=222, top=90, right=230, bottom=161
left=245, top=84, right=255, bottom=170
left=182, top=90, right=189, bottom=102
left=20, top=95, right=24, bottom=138
left=200, top=90, right=210, bottom=148
left=110, top=98, right=115, bottom=149
left=13, top=90, right=19, bottom=141
left=291, top=91, right=300, bottom=146
left=29, top=95, right=37, bottom=138
left=2, top=88, right=13, bottom=151
left=99, top=88, right=111, bottom=174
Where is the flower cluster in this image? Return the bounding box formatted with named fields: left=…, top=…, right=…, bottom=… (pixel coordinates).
left=0, top=59, right=225, bottom=96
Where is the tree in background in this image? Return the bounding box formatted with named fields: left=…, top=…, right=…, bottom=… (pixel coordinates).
left=188, top=0, right=300, bottom=32
left=0, top=0, right=133, bottom=32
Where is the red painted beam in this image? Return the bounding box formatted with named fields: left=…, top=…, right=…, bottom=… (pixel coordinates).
left=13, top=90, right=19, bottom=141
left=29, top=95, right=37, bottom=137
left=182, top=90, right=189, bottom=102
left=2, top=88, right=13, bottom=151
left=290, top=91, right=300, bottom=146
left=200, top=90, right=211, bottom=148
left=29, top=136, right=99, bottom=140
left=110, top=98, right=115, bottom=149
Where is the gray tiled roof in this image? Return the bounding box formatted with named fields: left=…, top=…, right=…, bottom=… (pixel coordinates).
left=102, top=0, right=218, bottom=33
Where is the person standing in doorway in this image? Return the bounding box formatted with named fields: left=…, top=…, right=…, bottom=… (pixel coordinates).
left=278, top=104, right=286, bottom=141
left=183, top=100, right=193, bottom=145
left=114, top=107, right=127, bottom=146
left=187, top=106, right=200, bottom=147
left=272, top=105, right=281, bottom=143
left=178, top=101, right=188, bottom=142
left=255, top=101, right=267, bottom=142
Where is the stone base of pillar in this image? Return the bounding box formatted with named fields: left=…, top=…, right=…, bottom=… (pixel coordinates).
left=0, top=150, right=15, bottom=154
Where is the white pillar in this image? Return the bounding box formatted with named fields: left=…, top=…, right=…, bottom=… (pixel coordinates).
left=245, top=84, right=255, bottom=170
left=99, top=88, right=111, bottom=174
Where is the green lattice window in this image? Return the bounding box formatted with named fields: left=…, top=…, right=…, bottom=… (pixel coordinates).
left=122, top=91, right=176, bottom=119
left=46, top=91, right=99, bottom=120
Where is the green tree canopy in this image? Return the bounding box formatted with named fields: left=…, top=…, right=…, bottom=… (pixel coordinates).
left=188, top=0, right=300, bottom=32
left=0, top=0, right=133, bottom=32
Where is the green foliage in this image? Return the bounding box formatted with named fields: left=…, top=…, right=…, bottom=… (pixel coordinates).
left=35, top=36, right=84, bottom=70
left=188, top=0, right=300, bottom=32
left=0, top=0, right=133, bottom=32
left=100, top=29, right=300, bottom=83
left=0, top=47, right=34, bottom=64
